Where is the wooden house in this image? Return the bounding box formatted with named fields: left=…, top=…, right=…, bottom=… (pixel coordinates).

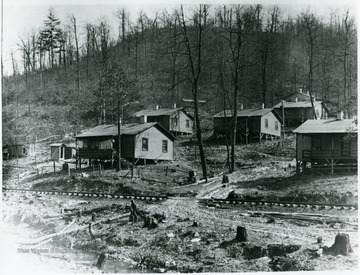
left=273, top=91, right=329, bottom=129
left=75, top=122, right=175, bottom=168
left=213, top=107, right=282, bottom=144
left=282, top=91, right=314, bottom=102
left=133, top=106, right=193, bottom=136
left=293, top=114, right=357, bottom=174
left=5, top=144, right=28, bottom=159
left=49, top=143, right=76, bottom=162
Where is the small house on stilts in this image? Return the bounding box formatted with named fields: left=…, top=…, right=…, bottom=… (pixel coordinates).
left=75, top=122, right=175, bottom=169
left=213, top=105, right=282, bottom=144
left=293, top=112, right=357, bottom=174
left=133, top=105, right=193, bottom=136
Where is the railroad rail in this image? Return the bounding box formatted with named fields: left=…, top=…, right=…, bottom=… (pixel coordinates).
left=200, top=198, right=358, bottom=211
left=2, top=187, right=167, bottom=201
left=3, top=187, right=358, bottom=211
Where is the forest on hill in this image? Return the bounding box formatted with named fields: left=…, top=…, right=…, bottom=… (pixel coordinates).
left=1, top=4, right=357, bottom=146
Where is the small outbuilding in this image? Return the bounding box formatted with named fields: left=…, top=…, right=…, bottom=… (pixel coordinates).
left=293, top=113, right=357, bottom=173
left=49, top=143, right=76, bottom=162
left=213, top=107, right=282, bottom=144
left=133, top=105, right=193, bottom=136
left=75, top=122, right=176, bottom=168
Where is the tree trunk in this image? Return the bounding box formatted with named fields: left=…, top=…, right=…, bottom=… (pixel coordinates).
left=117, top=100, right=121, bottom=171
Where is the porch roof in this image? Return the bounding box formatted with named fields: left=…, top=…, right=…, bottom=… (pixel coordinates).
left=293, top=119, right=357, bottom=134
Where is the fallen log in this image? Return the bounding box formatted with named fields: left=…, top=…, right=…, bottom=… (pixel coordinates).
left=45, top=204, right=125, bottom=219
left=17, top=213, right=129, bottom=245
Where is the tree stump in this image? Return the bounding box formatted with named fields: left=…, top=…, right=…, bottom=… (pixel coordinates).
left=222, top=175, right=229, bottom=183
left=91, top=212, right=96, bottom=222
left=235, top=226, right=247, bottom=242
left=324, top=233, right=353, bottom=256
left=96, top=253, right=107, bottom=269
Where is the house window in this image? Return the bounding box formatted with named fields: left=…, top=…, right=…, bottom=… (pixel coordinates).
left=275, top=121, right=279, bottom=131
left=186, top=119, right=190, bottom=128
left=265, top=119, right=269, bottom=129
left=142, top=138, right=148, bottom=151
left=162, top=140, right=168, bottom=153
left=173, top=117, right=178, bottom=126
left=312, top=136, right=321, bottom=151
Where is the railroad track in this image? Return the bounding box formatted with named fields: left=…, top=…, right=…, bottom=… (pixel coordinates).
left=3, top=187, right=358, bottom=211
left=2, top=187, right=167, bottom=202
left=200, top=198, right=358, bottom=211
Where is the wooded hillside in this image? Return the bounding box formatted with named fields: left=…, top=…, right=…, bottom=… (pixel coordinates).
left=2, top=4, right=357, bottom=145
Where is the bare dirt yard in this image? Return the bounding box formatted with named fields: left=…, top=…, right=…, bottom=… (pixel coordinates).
left=1, top=136, right=358, bottom=273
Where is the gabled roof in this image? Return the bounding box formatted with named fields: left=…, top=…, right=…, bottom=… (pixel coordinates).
left=283, top=91, right=311, bottom=100
left=293, top=119, right=357, bottom=134
left=76, top=122, right=176, bottom=141
left=50, top=143, right=68, bottom=147
left=213, top=108, right=282, bottom=122
left=134, top=108, right=193, bottom=120
left=273, top=101, right=322, bottom=109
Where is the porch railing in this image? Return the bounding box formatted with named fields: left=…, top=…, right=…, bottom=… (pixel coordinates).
left=77, top=148, right=114, bottom=159
left=302, top=149, right=357, bottom=160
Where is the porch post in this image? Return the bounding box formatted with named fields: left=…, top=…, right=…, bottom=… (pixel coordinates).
left=331, top=137, right=334, bottom=175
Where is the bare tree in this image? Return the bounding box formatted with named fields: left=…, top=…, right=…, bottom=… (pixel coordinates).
left=70, top=14, right=81, bottom=91
left=300, top=11, right=319, bottom=119
left=218, top=5, right=257, bottom=172
left=178, top=4, right=209, bottom=180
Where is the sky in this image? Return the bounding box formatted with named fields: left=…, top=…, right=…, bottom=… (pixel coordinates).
left=1, top=0, right=358, bottom=76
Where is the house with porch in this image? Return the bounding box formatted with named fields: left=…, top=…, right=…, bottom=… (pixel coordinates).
left=75, top=122, right=175, bottom=168
left=133, top=105, right=193, bottom=136
left=213, top=106, right=282, bottom=144
left=273, top=90, right=329, bottom=129
left=293, top=112, right=357, bottom=173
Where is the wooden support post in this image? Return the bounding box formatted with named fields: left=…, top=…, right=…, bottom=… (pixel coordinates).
left=246, top=118, right=248, bottom=145
left=331, top=137, right=334, bottom=175
left=53, top=161, right=56, bottom=172
left=282, top=100, right=285, bottom=150
left=131, top=166, right=134, bottom=179
left=165, top=166, right=168, bottom=176
left=68, top=166, right=71, bottom=178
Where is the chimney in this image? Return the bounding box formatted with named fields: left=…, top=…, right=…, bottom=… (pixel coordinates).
left=299, top=88, right=302, bottom=93
left=240, top=104, right=244, bottom=110
left=155, top=105, right=159, bottom=110
left=140, top=115, right=147, bottom=124
left=295, top=97, right=298, bottom=102
left=261, top=103, right=265, bottom=109
left=337, top=111, right=344, bottom=120
left=173, top=103, right=177, bottom=109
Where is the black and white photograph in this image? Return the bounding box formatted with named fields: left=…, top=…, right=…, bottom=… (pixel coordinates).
left=1, top=0, right=358, bottom=274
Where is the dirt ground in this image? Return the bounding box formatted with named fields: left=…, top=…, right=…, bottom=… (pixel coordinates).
left=1, top=136, right=358, bottom=273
